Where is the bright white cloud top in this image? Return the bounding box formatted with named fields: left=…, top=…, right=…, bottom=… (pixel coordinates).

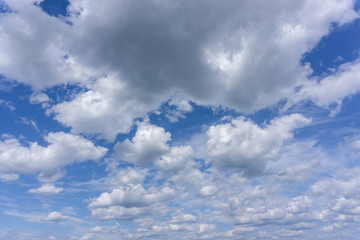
left=0, top=0, right=360, bottom=239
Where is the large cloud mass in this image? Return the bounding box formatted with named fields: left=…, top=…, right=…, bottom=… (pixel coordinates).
left=0, top=0, right=358, bottom=139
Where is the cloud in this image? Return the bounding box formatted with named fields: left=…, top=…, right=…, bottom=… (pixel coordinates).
left=62, top=0, right=357, bottom=112
left=51, top=77, right=165, bottom=141
left=88, top=184, right=175, bottom=220
left=0, top=1, right=93, bottom=90
left=4, top=210, right=70, bottom=223
left=292, top=59, right=360, bottom=115
left=29, top=92, right=49, bottom=104
left=0, top=132, right=107, bottom=182
left=89, top=226, right=103, bottom=233
left=105, top=168, right=146, bottom=190
left=113, top=121, right=194, bottom=171
left=0, top=99, right=15, bottom=111
left=28, top=184, right=64, bottom=195
left=0, top=0, right=357, bottom=141
left=206, top=114, right=311, bottom=175
left=155, top=145, right=194, bottom=172
left=43, top=211, right=70, bottom=223
left=310, top=166, right=360, bottom=198
left=113, top=121, right=171, bottom=164
left=170, top=212, right=197, bottom=223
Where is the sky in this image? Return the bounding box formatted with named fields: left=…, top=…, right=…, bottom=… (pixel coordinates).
left=0, top=0, right=360, bottom=239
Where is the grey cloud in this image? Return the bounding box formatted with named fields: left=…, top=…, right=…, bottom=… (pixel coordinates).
left=0, top=0, right=357, bottom=141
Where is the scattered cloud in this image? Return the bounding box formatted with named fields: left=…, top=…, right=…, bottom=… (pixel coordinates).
left=0, top=132, right=107, bottom=182
left=206, top=114, right=311, bottom=175
left=28, top=184, right=64, bottom=195
left=43, top=211, right=70, bottom=223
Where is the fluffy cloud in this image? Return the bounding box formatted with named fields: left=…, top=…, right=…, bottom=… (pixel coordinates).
left=43, top=211, right=70, bottom=223
left=28, top=184, right=63, bottom=195
left=113, top=121, right=193, bottom=171
left=0, top=1, right=93, bottom=90
left=88, top=184, right=175, bottom=220
left=0, top=0, right=358, bottom=140
left=0, top=132, right=107, bottom=182
left=206, top=114, right=311, bottom=175
left=105, top=168, right=146, bottom=190
left=63, top=0, right=357, bottom=112
left=113, top=121, right=171, bottom=164
left=51, top=77, right=165, bottom=141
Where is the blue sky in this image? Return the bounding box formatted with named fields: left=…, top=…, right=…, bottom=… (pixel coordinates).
left=1, top=0, right=360, bottom=239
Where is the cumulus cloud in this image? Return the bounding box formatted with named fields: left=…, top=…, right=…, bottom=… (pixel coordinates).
left=28, top=184, right=63, bottom=195
left=51, top=77, right=165, bottom=141
left=155, top=145, right=194, bottom=172
left=106, top=168, right=146, bottom=190
left=206, top=114, right=311, bottom=175
left=88, top=184, right=175, bottom=220
left=0, top=132, right=107, bottom=182
left=113, top=121, right=171, bottom=164
left=43, top=211, right=70, bottom=223
left=62, top=0, right=357, bottom=112
left=0, top=0, right=357, bottom=140
left=0, top=1, right=93, bottom=90
left=113, top=121, right=194, bottom=171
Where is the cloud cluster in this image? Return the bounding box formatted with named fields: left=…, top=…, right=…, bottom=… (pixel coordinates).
left=51, top=77, right=166, bottom=141
left=113, top=121, right=194, bottom=172
left=0, top=132, right=107, bottom=182
left=88, top=184, right=175, bottom=220
left=206, top=114, right=311, bottom=175
left=0, top=0, right=358, bottom=140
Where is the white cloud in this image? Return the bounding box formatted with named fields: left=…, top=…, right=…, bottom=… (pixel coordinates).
left=0, top=1, right=94, bottom=90
left=113, top=122, right=194, bottom=171
left=30, top=92, right=49, bottom=104
left=170, top=212, right=197, bottom=223
left=4, top=210, right=70, bottom=223
left=113, top=121, right=171, bottom=164
left=206, top=114, right=311, bottom=175
left=88, top=184, right=175, bottom=220
left=62, top=0, right=357, bottom=113
left=89, top=184, right=174, bottom=209
left=0, top=132, right=107, bottom=182
left=0, top=99, right=15, bottom=111
left=310, top=167, right=360, bottom=198
left=155, top=145, right=194, bottom=172
left=0, top=0, right=357, bottom=141
left=89, top=226, right=103, bottom=233
left=292, top=59, right=360, bottom=114
left=28, top=184, right=63, bottom=195
left=51, top=77, right=165, bottom=141
left=106, top=168, right=146, bottom=190
left=43, top=211, right=70, bottom=223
